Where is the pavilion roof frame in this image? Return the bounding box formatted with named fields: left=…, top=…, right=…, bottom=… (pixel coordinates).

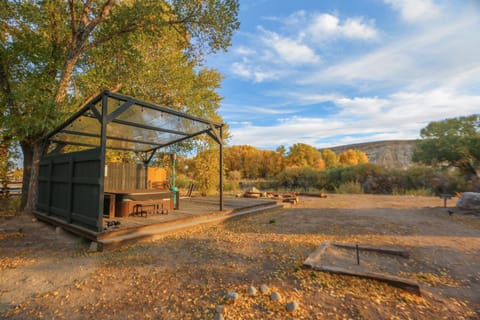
left=45, top=90, right=223, bottom=156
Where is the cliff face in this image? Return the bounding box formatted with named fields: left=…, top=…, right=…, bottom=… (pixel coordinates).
left=323, top=140, right=418, bottom=169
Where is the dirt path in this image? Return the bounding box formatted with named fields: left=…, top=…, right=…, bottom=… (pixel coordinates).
left=1, top=194, right=479, bottom=319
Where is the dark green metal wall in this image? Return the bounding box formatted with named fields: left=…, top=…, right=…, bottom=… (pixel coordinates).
left=37, top=148, right=103, bottom=232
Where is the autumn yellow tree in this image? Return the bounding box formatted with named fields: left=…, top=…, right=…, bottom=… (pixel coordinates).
left=285, top=143, right=325, bottom=170
left=321, top=148, right=339, bottom=168
left=188, top=148, right=220, bottom=196
left=338, top=149, right=369, bottom=167
left=224, top=145, right=284, bottom=179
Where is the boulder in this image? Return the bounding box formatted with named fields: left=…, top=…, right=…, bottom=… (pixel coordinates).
left=456, top=192, right=480, bottom=210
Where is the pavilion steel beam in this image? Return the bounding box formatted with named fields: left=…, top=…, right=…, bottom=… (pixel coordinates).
left=105, top=91, right=223, bottom=128
left=60, top=130, right=165, bottom=148
left=48, top=140, right=142, bottom=153
left=144, top=127, right=213, bottom=153
left=111, top=118, right=189, bottom=137
left=106, top=100, right=134, bottom=123
left=49, top=140, right=99, bottom=149
left=45, top=102, right=98, bottom=141
left=89, top=104, right=102, bottom=122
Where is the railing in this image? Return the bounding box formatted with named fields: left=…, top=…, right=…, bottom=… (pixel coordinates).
left=0, top=181, right=23, bottom=196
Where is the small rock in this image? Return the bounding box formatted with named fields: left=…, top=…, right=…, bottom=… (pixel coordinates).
left=31, top=218, right=37, bottom=222
left=214, top=313, right=224, bottom=320
left=271, top=291, right=282, bottom=302
left=226, top=291, right=238, bottom=300
left=285, top=301, right=299, bottom=312
left=215, top=305, right=225, bottom=314
left=89, top=241, right=98, bottom=252
left=259, top=284, right=270, bottom=294
left=248, top=286, right=257, bottom=296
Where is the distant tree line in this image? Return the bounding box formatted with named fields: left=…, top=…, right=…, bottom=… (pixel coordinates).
left=177, top=114, right=479, bottom=196
left=175, top=143, right=369, bottom=195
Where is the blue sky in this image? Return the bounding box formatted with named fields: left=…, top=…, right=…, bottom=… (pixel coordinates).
left=206, top=0, right=480, bottom=150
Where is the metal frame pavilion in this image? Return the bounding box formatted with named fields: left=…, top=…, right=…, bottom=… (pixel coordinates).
left=35, top=90, right=224, bottom=232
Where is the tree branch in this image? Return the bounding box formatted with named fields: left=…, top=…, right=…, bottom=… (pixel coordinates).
left=79, top=22, right=140, bottom=56
left=0, top=51, right=15, bottom=109
left=69, top=0, right=77, bottom=39
left=84, top=0, right=116, bottom=35
left=80, top=0, right=93, bottom=28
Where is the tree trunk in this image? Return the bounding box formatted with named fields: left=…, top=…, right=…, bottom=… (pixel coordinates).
left=55, top=59, right=77, bottom=104
left=20, top=140, right=43, bottom=214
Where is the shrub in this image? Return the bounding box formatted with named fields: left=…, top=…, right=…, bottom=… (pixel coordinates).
left=174, top=174, right=190, bottom=189
left=275, top=167, right=323, bottom=191
left=334, top=181, right=364, bottom=194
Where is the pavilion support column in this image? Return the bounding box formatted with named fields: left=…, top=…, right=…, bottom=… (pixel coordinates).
left=219, top=125, right=223, bottom=211
left=144, top=161, right=149, bottom=189
left=97, top=93, right=109, bottom=231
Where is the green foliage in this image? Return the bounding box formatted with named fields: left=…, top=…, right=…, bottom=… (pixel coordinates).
left=413, top=114, right=480, bottom=176
left=0, top=196, right=21, bottom=215
left=275, top=166, right=323, bottom=192
left=334, top=181, right=364, bottom=194
left=267, top=161, right=469, bottom=195
left=188, top=148, right=220, bottom=196
left=174, top=174, right=190, bottom=189
left=1, top=0, right=240, bottom=210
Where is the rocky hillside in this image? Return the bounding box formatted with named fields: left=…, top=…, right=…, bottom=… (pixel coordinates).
left=324, top=140, right=418, bottom=169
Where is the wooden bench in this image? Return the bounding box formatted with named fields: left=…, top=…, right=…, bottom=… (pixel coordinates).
left=132, top=199, right=170, bottom=217
left=119, top=198, right=172, bottom=217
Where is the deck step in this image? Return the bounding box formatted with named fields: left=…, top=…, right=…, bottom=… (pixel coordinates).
left=98, top=203, right=283, bottom=250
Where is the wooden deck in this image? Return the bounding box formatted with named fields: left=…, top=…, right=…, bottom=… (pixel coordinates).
left=101, top=196, right=276, bottom=231
left=35, top=196, right=282, bottom=250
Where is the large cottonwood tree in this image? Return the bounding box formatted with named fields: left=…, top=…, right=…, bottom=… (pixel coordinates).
left=0, top=0, right=239, bottom=212
left=413, top=114, right=480, bottom=177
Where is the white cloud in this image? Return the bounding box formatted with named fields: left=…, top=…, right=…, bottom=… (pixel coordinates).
left=341, top=18, right=379, bottom=39
left=335, top=97, right=389, bottom=116
left=228, top=88, right=480, bottom=149
left=234, top=46, right=256, bottom=56
left=305, top=16, right=480, bottom=91
left=384, top=0, right=440, bottom=22
left=231, top=62, right=251, bottom=79
left=231, top=61, right=278, bottom=82
left=260, top=28, right=320, bottom=65
left=307, top=13, right=378, bottom=40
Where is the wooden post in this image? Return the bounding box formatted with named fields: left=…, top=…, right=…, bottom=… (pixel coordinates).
left=219, top=125, right=223, bottom=211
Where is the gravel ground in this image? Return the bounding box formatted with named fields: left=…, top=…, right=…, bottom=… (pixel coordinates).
left=1, top=194, right=479, bottom=319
